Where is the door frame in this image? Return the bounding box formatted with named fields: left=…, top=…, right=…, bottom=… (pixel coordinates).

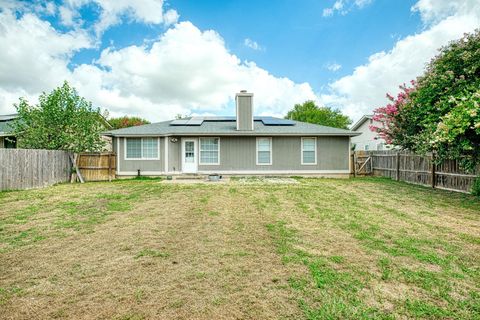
left=181, top=138, right=198, bottom=173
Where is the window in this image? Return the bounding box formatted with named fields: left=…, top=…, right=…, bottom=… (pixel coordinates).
left=301, top=137, right=317, bottom=165
left=199, top=138, right=220, bottom=165
left=256, top=137, right=272, bottom=165
left=125, top=137, right=159, bottom=159
left=364, top=144, right=369, bottom=151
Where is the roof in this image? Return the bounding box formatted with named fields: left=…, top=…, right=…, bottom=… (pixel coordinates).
left=104, top=116, right=359, bottom=137
left=0, top=114, right=18, bottom=136
left=351, top=115, right=373, bottom=131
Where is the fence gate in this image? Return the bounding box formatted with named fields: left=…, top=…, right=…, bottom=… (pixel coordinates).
left=77, top=152, right=116, bottom=181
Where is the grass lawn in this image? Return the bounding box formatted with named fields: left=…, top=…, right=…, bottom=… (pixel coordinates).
left=0, top=177, right=479, bottom=319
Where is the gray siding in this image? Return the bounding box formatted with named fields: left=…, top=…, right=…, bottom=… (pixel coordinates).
left=168, top=137, right=181, bottom=173
left=113, top=135, right=350, bottom=175
left=236, top=94, right=253, bottom=131
left=197, top=136, right=349, bottom=172
left=115, top=137, right=164, bottom=173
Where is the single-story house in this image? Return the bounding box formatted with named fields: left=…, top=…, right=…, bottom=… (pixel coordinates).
left=0, top=114, right=18, bottom=149
left=350, top=114, right=392, bottom=151
left=104, top=91, right=359, bottom=176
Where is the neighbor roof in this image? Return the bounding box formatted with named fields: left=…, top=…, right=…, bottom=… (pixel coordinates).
left=0, top=114, right=18, bottom=136
left=104, top=116, right=359, bottom=137
left=351, top=115, right=373, bottom=131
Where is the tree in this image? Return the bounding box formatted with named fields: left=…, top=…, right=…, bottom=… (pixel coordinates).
left=12, top=81, right=107, bottom=153
left=109, top=116, right=150, bottom=129
left=372, top=30, right=480, bottom=170
left=285, top=101, right=352, bottom=129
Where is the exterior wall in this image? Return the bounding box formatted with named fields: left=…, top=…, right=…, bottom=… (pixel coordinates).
left=168, top=137, right=181, bottom=173
left=113, top=135, right=350, bottom=175
left=197, top=136, right=350, bottom=173
left=351, top=119, right=388, bottom=151
left=115, top=137, right=165, bottom=174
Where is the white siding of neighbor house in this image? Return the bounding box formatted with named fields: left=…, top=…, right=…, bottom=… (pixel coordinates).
left=351, top=118, right=390, bottom=151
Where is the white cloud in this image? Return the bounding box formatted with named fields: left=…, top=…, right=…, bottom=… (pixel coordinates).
left=323, top=0, right=480, bottom=122
left=326, top=62, right=342, bottom=72
left=58, top=0, right=179, bottom=35
left=0, top=9, right=92, bottom=106
left=322, top=0, right=372, bottom=17
left=0, top=10, right=316, bottom=121
left=244, top=38, right=264, bottom=51
left=411, top=0, right=478, bottom=25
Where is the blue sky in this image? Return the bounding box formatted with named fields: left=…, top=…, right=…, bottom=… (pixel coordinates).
left=168, top=0, right=420, bottom=89
left=0, top=0, right=478, bottom=122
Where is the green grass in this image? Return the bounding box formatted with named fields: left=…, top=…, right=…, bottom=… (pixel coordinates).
left=134, top=249, right=170, bottom=259
left=0, top=177, right=478, bottom=319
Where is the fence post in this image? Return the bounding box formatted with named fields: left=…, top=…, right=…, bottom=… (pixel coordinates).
left=431, top=153, right=436, bottom=189
left=396, top=152, right=400, bottom=181
left=108, top=153, right=112, bottom=182
left=353, top=151, right=357, bottom=178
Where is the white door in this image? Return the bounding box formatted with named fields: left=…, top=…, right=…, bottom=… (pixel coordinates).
left=182, top=139, right=197, bottom=173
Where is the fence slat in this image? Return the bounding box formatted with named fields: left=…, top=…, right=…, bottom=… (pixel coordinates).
left=0, top=149, right=72, bottom=191
left=355, top=150, right=479, bottom=194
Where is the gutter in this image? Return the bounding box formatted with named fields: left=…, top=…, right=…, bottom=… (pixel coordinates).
left=103, top=132, right=361, bottom=137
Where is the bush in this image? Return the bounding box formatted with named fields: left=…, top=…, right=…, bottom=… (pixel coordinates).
left=472, top=177, right=480, bottom=197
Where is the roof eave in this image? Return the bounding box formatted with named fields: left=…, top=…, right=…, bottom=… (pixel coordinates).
left=108, top=132, right=360, bottom=137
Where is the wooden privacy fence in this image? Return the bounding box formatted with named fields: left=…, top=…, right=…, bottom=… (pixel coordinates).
left=76, top=152, right=116, bottom=181
left=354, top=150, right=479, bottom=193
left=0, top=149, right=71, bottom=191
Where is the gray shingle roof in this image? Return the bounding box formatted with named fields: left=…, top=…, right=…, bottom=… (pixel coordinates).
left=0, top=114, right=18, bottom=135
left=104, top=117, right=359, bottom=137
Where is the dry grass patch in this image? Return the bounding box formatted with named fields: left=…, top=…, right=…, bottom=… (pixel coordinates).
left=0, top=177, right=479, bottom=319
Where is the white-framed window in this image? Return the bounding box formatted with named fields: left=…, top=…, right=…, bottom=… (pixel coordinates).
left=199, top=137, right=220, bottom=165
left=256, top=137, right=272, bottom=165
left=364, top=144, right=369, bottom=151
left=301, top=137, right=317, bottom=165
left=125, top=137, right=159, bottom=160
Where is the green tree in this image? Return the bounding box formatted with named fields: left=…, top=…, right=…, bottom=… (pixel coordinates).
left=12, top=81, right=107, bottom=153
left=109, top=116, right=150, bottom=129
left=372, top=30, right=480, bottom=170
left=285, top=101, right=352, bottom=129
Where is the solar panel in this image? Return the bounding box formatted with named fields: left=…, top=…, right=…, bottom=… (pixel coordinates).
left=260, top=117, right=295, bottom=126
left=170, top=119, right=189, bottom=125
left=203, top=116, right=236, bottom=121
left=186, top=118, right=204, bottom=125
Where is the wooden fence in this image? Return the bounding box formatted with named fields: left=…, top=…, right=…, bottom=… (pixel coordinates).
left=354, top=150, right=479, bottom=193
left=76, top=152, right=116, bottom=181
left=0, top=149, right=71, bottom=191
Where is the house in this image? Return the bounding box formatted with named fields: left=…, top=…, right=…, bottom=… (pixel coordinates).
left=104, top=91, right=359, bottom=176
left=350, top=115, right=390, bottom=151
left=0, top=114, right=18, bottom=148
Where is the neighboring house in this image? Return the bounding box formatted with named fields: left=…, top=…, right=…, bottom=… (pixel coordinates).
left=0, top=114, right=18, bottom=149
left=350, top=115, right=391, bottom=151
left=104, top=91, right=360, bottom=176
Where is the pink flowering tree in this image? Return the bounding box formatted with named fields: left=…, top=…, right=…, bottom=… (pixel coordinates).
left=370, top=82, right=415, bottom=145
left=368, top=30, right=480, bottom=172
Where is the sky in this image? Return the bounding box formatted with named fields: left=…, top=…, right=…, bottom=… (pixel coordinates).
left=0, top=0, right=479, bottom=123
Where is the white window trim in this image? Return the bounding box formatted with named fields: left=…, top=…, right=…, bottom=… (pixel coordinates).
left=124, top=137, right=160, bottom=160
left=199, top=137, right=220, bottom=165
left=256, top=137, right=272, bottom=166
left=301, top=137, right=317, bottom=165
